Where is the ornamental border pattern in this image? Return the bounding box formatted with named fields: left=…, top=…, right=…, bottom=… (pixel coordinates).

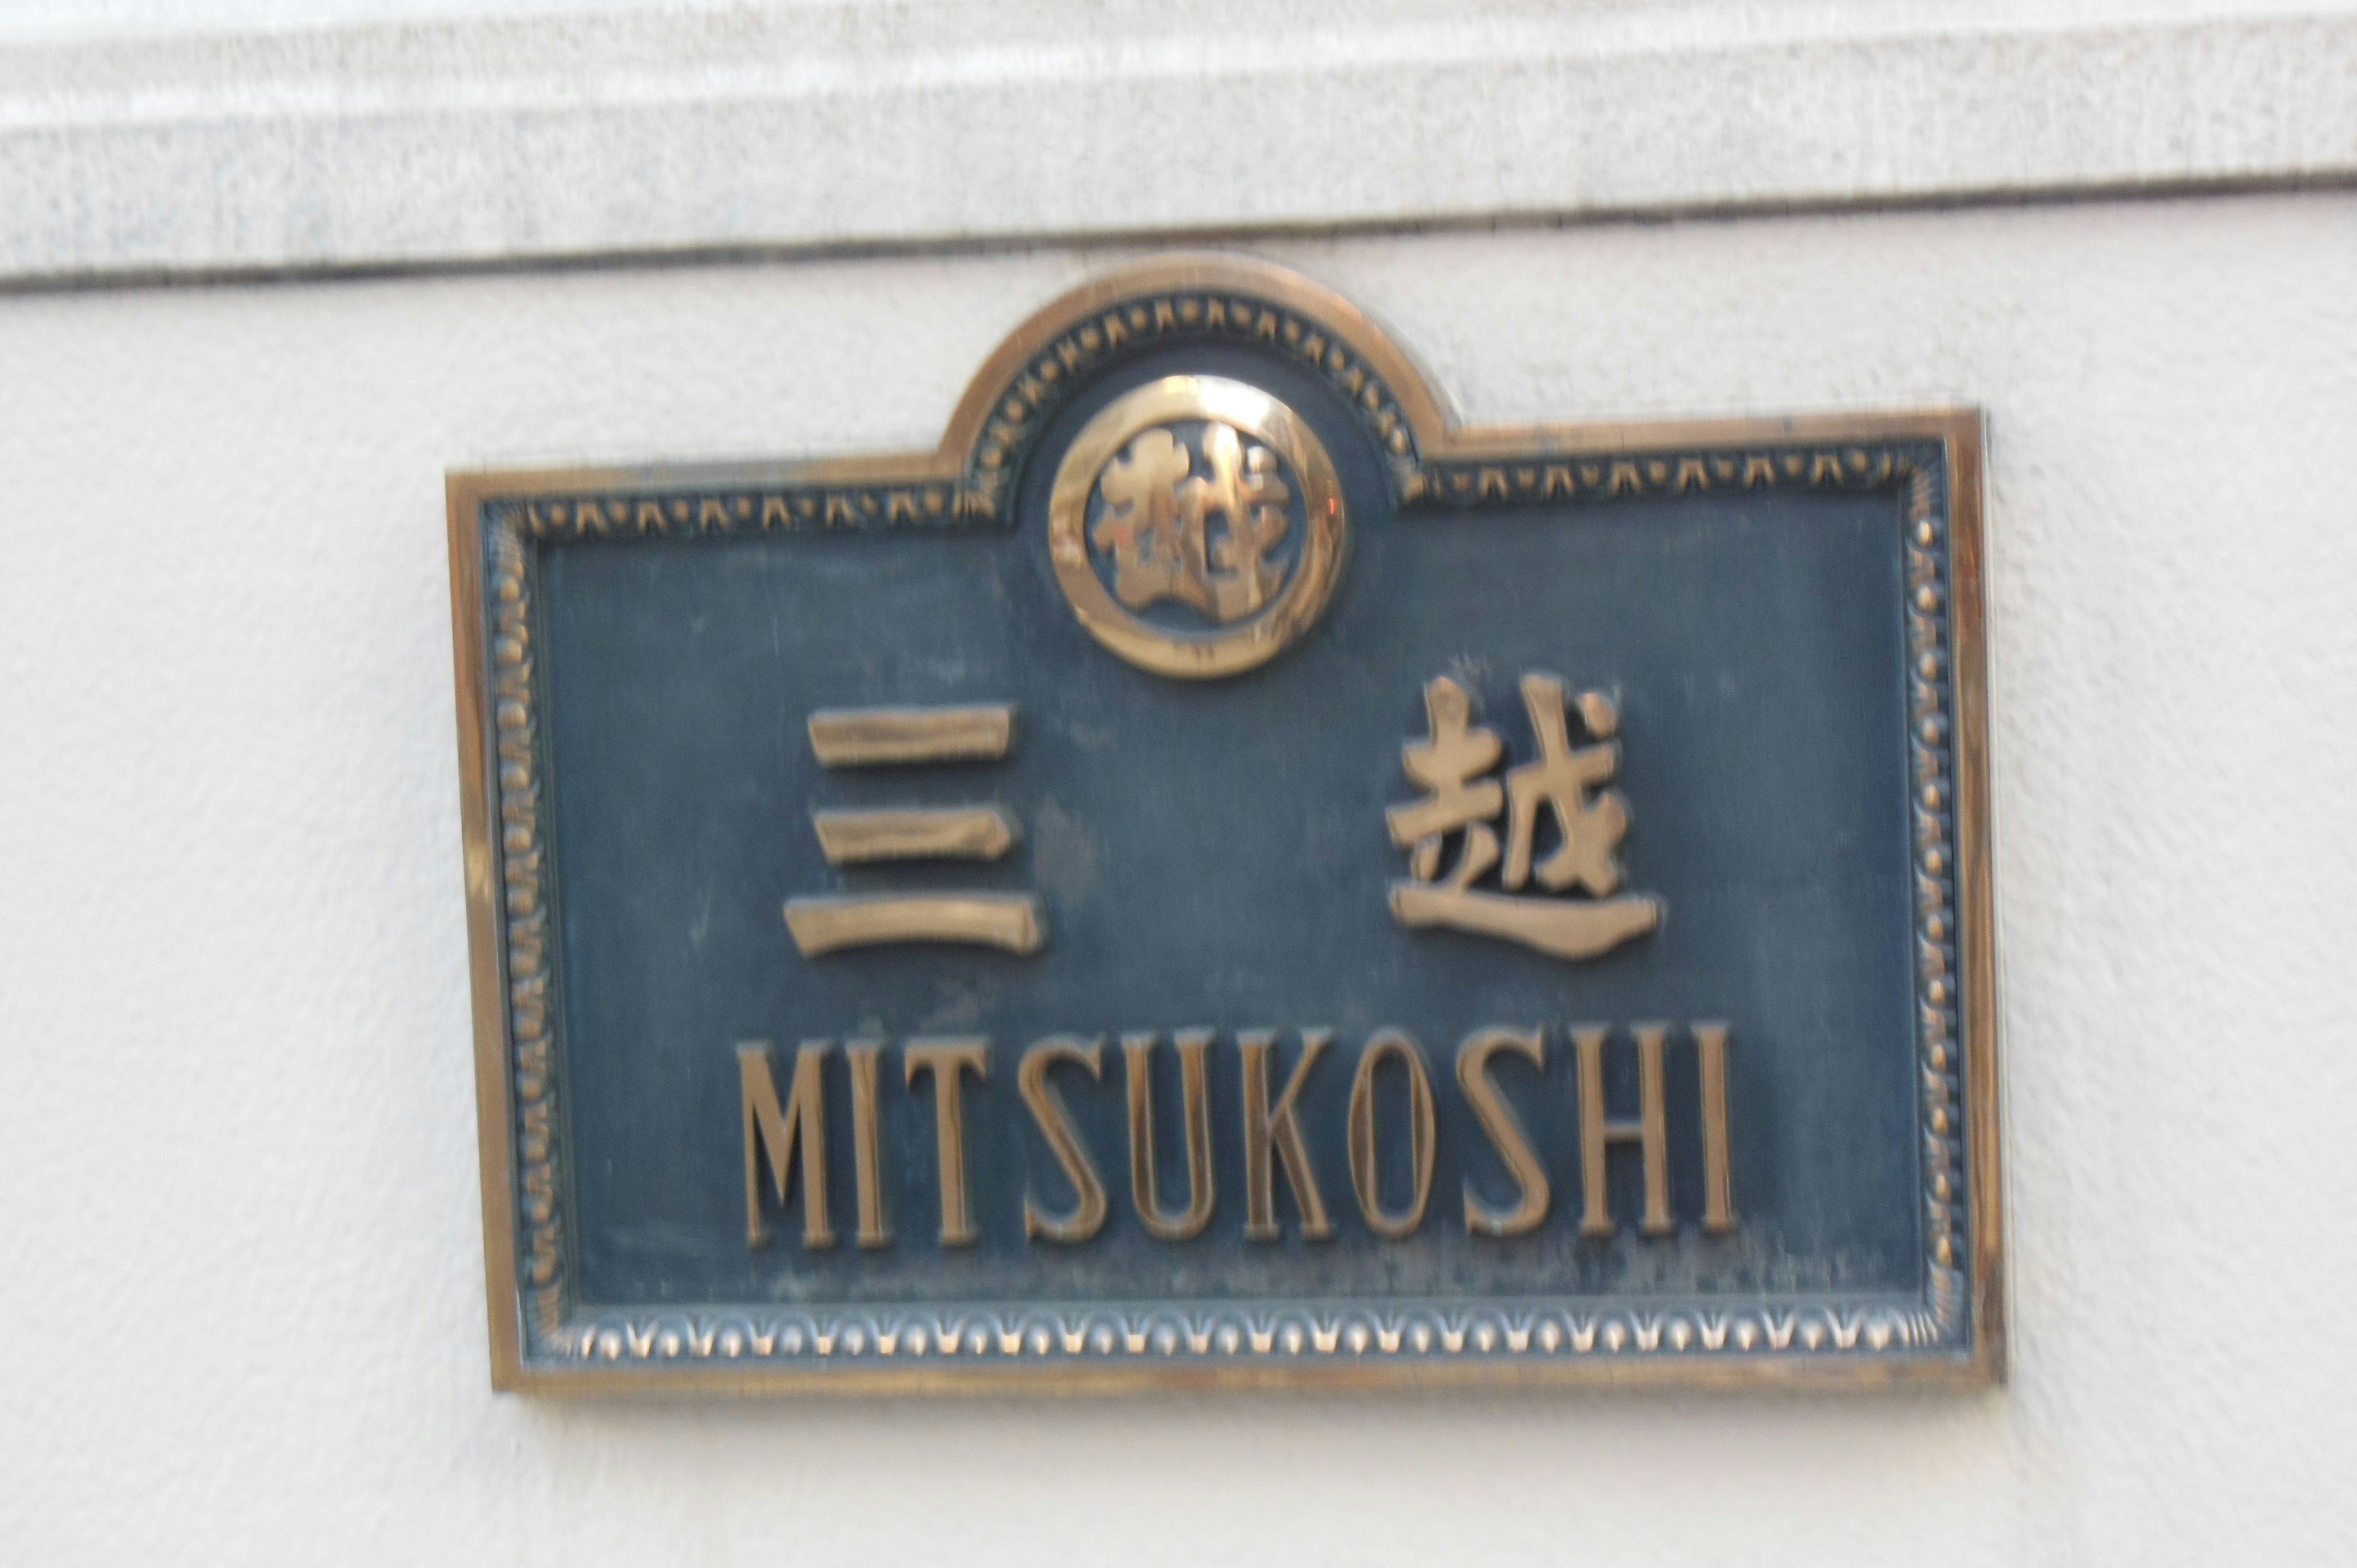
left=1408, top=444, right=1915, bottom=508
left=503, top=443, right=1922, bottom=547
left=479, top=437, right=1972, bottom=1373
left=560, top=1295, right=1946, bottom=1367
left=1908, top=459, right=1975, bottom=1337
left=519, top=486, right=971, bottom=539
left=487, top=518, right=569, bottom=1347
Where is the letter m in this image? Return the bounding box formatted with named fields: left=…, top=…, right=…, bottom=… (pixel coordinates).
left=738, top=1041, right=836, bottom=1249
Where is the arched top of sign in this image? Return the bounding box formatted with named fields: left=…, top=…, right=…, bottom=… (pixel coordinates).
left=938, top=252, right=1455, bottom=521
left=476, top=252, right=1974, bottom=547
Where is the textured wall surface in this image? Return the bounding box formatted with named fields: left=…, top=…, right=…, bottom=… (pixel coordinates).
left=2, top=192, right=2353, bottom=1562
left=5, top=0, right=2356, bottom=283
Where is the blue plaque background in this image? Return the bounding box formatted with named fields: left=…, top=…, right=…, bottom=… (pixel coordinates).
left=532, top=342, right=1922, bottom=1313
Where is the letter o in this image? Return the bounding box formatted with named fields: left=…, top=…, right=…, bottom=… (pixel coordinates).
left=1347, top=1029, right=1436, bottom=1239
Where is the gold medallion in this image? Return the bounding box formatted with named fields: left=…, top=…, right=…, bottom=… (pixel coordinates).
left=1047, top=374, right=1346, bottom=679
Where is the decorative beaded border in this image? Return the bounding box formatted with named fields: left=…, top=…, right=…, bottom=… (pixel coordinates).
left=495, top=436, right=1924, bottom=548
left=485, top=520, right=568, bottom=1346
left=1407, top=443, right=1913, bottom=508
left=473, top=435, right=1972, bottom=1375
left=516, top=487, right=972, bottom=539
left=1903, top=461, right=1975, bottom=1329
left=561, top=1297, right=1947, bottom=1368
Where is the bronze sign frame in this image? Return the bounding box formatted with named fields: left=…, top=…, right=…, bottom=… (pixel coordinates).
left=447, top=253, right=2002, bottom=1393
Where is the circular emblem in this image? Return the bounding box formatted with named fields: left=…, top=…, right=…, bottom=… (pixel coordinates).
left=1047, top=375, right=1346, bottom=679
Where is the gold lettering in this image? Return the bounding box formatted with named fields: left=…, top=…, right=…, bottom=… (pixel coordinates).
left=1387, top=673, right=1660, bottom=962
left=738, top=1040, right=835, bottom=1249
left=785, top=893, right=1043, bottom=956
left=1457, top=1025, right=1550, bottom=1237
left=1347, top=1029, right=1435, bottom=1239
left=1020, top=1035, right=1109, bottom=1243
left=845, top=1040, right=891, bottom=1249
left=805, top=704, right=1015, bottom=767
left=1574, top=1023, right=1673, bottom=1237
left=811, top=806, right=1017, bottom=865
left=1240, top=1029, right=1334, bottom=1242
left=904, top=1037, right=989, bottom=1247
left=1123, top=1030, right=1216, bottom=1241
left=1697, top=1021, right=1736, bottom=1233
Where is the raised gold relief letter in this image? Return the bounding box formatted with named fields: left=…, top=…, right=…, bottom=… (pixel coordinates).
left=1124, top=1031, right=1217, bottom=1241
left=813, top=806, right=1018, bottom=865
left=806, top=705, right=1013, bottom=766
left=1457, top=1026, right=1551, bottom=1237
left=904, top=1037, right=989, bottom=1247
left=1240, top=1029, right=1334, bottom=1242
left=1698, top=1021, right=1736, bottom=1234
left=738, top=1041, right=835, bottom=1249
left=845, top=1040, right=891, bottom=1249
left=1019, top=1035, right=1109, bottom=1244
left=1574, top=1024, right=1674, bottom=1237
left=1347, top=1029, right=1436, bottom=1239
left=787, top=703, right=1045, bottom=957
left=785, top=894, right=1043, bottom=957
left=1386, top=674, right=1660, bottom=962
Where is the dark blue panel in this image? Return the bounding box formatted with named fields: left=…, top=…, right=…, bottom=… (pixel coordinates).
left=536, top=343, right=1919, bottom=1310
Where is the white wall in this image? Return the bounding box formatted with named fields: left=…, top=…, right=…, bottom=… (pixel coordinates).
left=2, top=188, right=2352, bottom=1562
left=9, top=1, right=2355, bottom=282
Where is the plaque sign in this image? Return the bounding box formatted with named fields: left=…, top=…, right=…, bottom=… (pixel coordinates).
left=447, top=255, right=2001, bottom=1390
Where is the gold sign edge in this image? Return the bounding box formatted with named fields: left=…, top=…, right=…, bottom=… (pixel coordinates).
left=443, top=253, right=2002, bottom=1396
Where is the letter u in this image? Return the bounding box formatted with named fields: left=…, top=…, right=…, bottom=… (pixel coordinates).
left=1124, top=1030, right=1216, bottom=1241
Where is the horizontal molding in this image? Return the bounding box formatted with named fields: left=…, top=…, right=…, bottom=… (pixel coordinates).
left=4, top=1, right=2355, bottom=285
